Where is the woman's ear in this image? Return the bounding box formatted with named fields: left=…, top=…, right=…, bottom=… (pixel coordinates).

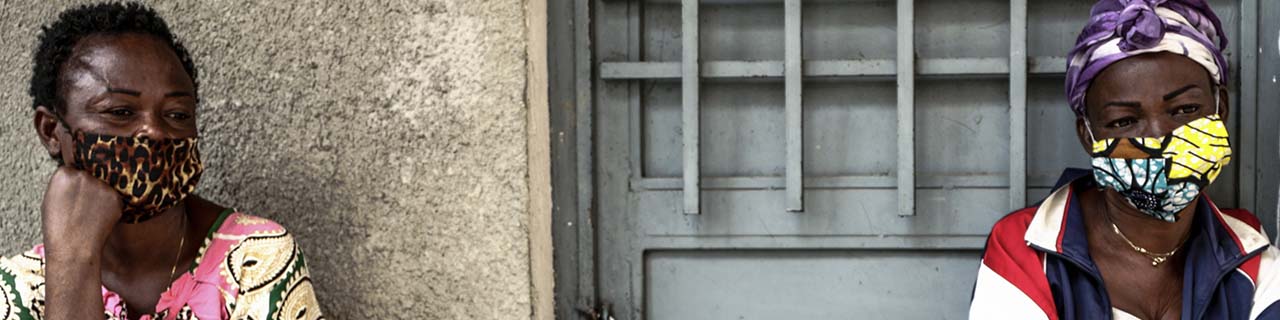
left=33, top=106, right=64, bottom=161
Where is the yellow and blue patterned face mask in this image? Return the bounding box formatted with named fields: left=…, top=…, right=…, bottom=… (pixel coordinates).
left=1087, top=110, right=1232, bottom=222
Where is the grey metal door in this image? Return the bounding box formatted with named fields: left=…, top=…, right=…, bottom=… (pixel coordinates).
left=556, top=0, right=1271, bottom=318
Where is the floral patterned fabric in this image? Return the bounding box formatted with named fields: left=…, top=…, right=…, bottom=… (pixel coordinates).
left=1090, top=114, right=1232, bottom=221
left=0, top=209, right=322, bottom=319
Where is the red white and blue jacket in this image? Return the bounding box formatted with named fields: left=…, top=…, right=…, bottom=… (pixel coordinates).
left=970, top=169, right=1280, bottom=320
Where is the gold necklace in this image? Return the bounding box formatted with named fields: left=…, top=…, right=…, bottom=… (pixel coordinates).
left=166, top=213, right=187, bottom=291
left=1109, top=221, right=1179, bottom=267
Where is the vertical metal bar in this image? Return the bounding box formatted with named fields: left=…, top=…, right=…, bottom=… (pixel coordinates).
left=1009, top=0, right=1028, bottom=210
left=628, top=0, right=644, bottom=181
left=547, top=0, right=584, bottom=316
left=896, top=0, right=915, bottom=216
left=682, top=0, right=701, bottom=215
left=573, top=0, right=597, bottom=311
left=785, top=0, right=804, bottom=212
left=1239, top=0, right=1259, bottom=216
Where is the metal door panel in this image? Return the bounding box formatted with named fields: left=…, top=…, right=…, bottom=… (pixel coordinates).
left=914, top=80, right=1010, bottom=175
left=644, top=3, right=785, bottom=61
left=573, top=0, right=1267, bottom=319
left=915, top=0, right=1008, bottom=59
left=1027, top=1, right=1095, bottom=57
left=801, top=1, right=896, bottom=60
left=646, top=250, right=978, bottom=320
left=802, top=81, right=898, bottom=175
left=643, top=81, right=787, bottom=178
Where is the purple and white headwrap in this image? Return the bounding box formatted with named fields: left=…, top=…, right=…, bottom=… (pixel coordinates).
left=1065, top=0, right=1228, bottom=117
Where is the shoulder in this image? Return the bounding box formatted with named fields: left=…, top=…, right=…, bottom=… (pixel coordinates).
left=984, top=207, right=1040, bottom=259
left=210, top=212, right=302, bottom=270
left=217, top=212, right=291, bottom=235
left=211, top=212, right=322, bottom=319
left=989, top=207, right=1038, bottom=241
left=980, top=207, right=1047, bottom=275
left=970, top=206, right=1057, bottom=320
left=1219, top=208, right=1280, bottom=319
left=213, top=212, right=305, bottom=282
left=1219, top=208, right=1262, bottom=230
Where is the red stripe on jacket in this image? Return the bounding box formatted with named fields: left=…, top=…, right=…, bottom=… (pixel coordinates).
left=982, top=207, right=1059, bottom=320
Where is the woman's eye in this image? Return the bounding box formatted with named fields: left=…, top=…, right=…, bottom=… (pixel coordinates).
left=1106, top=117, right=1136, bottom=129
left=106, top=108, right=134, bottom=117
left=1173, top=104, right=1201, bottom=115
left=168, top=112, right=193, bottom=120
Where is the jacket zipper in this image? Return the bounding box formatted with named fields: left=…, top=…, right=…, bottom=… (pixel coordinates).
left=1028, top=243, right=1116, bottom=319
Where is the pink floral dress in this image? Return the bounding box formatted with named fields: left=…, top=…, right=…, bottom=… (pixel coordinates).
left=0, top=209, right=322, bottom=319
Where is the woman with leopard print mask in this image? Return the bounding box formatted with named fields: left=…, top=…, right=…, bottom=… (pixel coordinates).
left=0, top=2, right=322, bottom=319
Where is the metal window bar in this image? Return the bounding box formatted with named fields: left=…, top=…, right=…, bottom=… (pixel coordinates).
left=785, top=0, right=803, bottom=212
left=1009, top=0, right=1028, bottom=210
left=596, top=0, right=1078, bottom=216
left=896, top=0, right=915, bottom=217
left=682, top=0, right=701, bottom=215
left=1240, top=0, right=1259, bottom=217
left=599, top=57, right=1068, bottom=80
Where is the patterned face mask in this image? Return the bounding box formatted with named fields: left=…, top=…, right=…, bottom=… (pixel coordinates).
left=1087, top=106, right=1231, bottom=222
left=69, top=130, right=205, bottom=224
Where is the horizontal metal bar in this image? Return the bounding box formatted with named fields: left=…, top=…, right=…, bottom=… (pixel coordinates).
left=640, top=235, right=990, bottom=250
left=1028, top=56, right=1068, bottom=75
left=805, top=59, right=894, bottom=77
left=631, top=174, right=1065, bottom=191
left=599, top=57, right=1068, bottom=80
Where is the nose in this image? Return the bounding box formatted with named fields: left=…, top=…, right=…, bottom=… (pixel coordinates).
left=132, top=112, right=176, bottom=140
left=1139, top=115, right=1183, bottom=138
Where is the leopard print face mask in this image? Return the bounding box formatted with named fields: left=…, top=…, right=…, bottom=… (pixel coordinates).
left=69, top=130, right=204, bottom=224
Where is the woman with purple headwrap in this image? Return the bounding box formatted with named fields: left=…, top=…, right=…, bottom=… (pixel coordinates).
left=969, top=1, right=1280, bottom=319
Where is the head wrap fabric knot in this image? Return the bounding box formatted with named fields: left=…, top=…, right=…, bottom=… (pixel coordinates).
left=1065, top=0, right=1227, bottom=117
left=1117, top=0, right=1167, bottom=51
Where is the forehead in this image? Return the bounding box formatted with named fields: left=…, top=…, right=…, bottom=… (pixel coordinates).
left=59, top=32, right=193, bottom=93
left=1088, top=53, right=1212, bottom=99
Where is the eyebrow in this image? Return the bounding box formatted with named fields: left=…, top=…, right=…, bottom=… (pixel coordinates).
left=1100, top=84, right=1202, bottom=110
left=106, top=87, right=141, bottom=96
left=1162, top=84, right=1199, bottom=101
left=105, top=87, right=194, bottom=98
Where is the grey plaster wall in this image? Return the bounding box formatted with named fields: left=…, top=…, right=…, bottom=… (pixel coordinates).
left=0, top=1, right=534, bottom=318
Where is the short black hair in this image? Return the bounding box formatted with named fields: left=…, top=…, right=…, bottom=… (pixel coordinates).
left=29, top=1, right=198, bottom=112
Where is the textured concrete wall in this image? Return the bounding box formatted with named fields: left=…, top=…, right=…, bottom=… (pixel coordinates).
left=0, top=1, right=537, bottom=318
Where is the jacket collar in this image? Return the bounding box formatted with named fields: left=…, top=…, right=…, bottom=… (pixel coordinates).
left=1024, top=169, right=1269, bottom=269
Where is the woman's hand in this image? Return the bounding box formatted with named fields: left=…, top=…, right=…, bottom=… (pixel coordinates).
left=40, top=166, right=120, bottom=319
left=41, top=166, right=122, bottom=257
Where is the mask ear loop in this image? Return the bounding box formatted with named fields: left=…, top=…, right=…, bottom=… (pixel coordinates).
left=49, top=109, right=75, bottom=167
left=1082, top=116, right=1099, bottom=146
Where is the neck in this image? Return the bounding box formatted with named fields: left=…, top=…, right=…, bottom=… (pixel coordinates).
left=101, top=203, right=188, bottom=273
left=1100, top=189, right=1197, bottom=254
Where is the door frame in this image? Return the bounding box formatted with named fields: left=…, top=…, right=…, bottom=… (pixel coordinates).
left=550, top=0, right=599, bottom=319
